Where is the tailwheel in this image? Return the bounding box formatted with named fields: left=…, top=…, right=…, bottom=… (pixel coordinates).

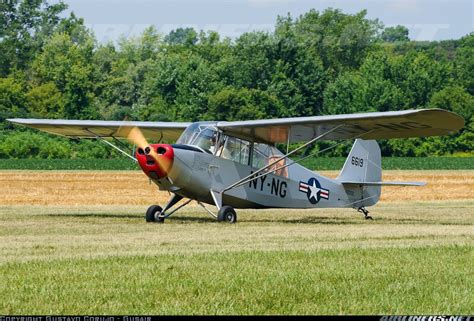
left=145, top=205, right=163, bottom=223
left=357, top=206, right=373, bottom=220
left=217, top=205, right=237, bottom=224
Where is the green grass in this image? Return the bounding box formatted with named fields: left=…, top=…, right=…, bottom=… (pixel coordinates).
left=0, top=157, right=473, bottom=170
left=1, top=247, right=471, bottom=315
left=0, top=201, right=473, bottom=314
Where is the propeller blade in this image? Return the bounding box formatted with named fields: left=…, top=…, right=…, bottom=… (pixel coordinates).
left=126, top=126, right=149, bottom=149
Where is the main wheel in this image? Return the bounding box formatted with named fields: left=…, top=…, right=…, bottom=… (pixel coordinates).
left=145, top=205, right=163, bottom=223
left=217, top=205, right=237, bottom=224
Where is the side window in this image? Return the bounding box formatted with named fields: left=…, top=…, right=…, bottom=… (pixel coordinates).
left=252, top=144, right=271, bottom=168
left=218, top=136, right=250, bottom=165
left=252, top=143, right=288, bottom=178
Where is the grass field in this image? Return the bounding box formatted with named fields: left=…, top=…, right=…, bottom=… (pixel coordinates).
left=0, top=170, right=473, bottom=314
left=0, top=157, right=473, bottom=170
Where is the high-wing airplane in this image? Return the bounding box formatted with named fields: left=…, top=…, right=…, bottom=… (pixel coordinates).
left=8, top=108, right=464, bottom=223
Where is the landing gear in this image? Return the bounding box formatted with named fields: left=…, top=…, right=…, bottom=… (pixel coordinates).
left=144, top=192, right=238, bottom=224
left=217, top=205, right=237, bottom=224
left=357, top=206, right=373, bottom=220
left=145, top=205, right=163, bottom=223
left=145, top=193, right=190, bottom=223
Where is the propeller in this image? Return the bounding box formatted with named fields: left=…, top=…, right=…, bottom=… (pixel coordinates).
left=123, top=126, right=173, bottom=176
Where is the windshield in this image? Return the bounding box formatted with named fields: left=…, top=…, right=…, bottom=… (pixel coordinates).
left=176, top=123, right=219, bottom=153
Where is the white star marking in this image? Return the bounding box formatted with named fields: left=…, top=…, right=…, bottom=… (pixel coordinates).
left=308, top=180, right=321, bottom=201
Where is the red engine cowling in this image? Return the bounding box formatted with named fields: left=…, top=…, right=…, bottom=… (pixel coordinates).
left=135, top=144, right=174, bottom=179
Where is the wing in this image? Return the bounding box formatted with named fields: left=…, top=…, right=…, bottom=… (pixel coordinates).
left=216, top=109, right=465, bottom=143
left=6, top=118, right=191, bottom=142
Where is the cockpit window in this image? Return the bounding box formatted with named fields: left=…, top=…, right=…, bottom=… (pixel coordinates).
left=176, top=123, right=219, bottom=154
left=217, top=136, right=250, bottom=165
left=177, top=124, right=287, bottom=177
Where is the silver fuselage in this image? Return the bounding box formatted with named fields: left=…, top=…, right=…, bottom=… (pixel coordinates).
left=154, top=146, right=367, bottom=209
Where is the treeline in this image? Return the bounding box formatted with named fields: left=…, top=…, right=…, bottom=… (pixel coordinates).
left=0, top=0, right=472, bottom=159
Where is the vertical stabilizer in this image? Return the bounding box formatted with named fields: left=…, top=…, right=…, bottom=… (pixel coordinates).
left=337, top=139, right=382, bottom=207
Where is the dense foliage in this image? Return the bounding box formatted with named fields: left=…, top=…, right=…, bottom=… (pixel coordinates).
left=1, top=1, right=472, bottom=159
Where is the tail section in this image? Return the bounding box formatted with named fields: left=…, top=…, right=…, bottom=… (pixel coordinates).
left=337, top=139, right=426, bottom=209
left=337, top=139, right=382, bottom=208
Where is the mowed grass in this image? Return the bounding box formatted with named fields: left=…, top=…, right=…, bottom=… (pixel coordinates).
left=0, top=200, right=473, bottom=315
left=1, top=246, right=472, bottom=315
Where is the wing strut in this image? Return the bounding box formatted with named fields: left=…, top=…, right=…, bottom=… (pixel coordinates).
left=223, top=124, right=345, bottom=192
left=84, top=129, right=137, bottom=162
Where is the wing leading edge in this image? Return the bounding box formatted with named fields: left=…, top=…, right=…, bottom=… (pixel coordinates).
left=216, top=109, right=465, bottom=143
left=6, top=118, right=191, bottom=142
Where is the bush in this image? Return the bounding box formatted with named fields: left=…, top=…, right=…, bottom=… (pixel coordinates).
left=0, top=130, right=123, bottom=159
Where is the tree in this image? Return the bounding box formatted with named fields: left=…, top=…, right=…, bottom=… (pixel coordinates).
left=357, top=51, right=407, bottom=111
left=164, top=27, right=198, bottom=46
left=268, top=55, right=326, bottom=117
left=323, top=51, right=407, bottom=115
left=430, top=86, right=474, bottom=122
left=0, top=0, right=69, bottom=75
left=138, top=26, right=162, bottom=60
left=206, top=87, right=281, bottom=121
left=32, top=32, right=96, bottom=119
left=267, top=67, right=302, bottom=118
left=0, top=76, right=26, bottom=120
left=228, top=31, right=276, bottom=89
left=26, top=82, right=65, bottom=118
left=454, top=33, right=474, bottom=95
left=381, top=25, right=410, bottom=42
left=391, top=51, right=451, bottom=107
left=174, top=54, right=220, bottom=121
left=278, top=8, right=382, bottom=75
left=133, top=96, right=173, bottom=122
left=92, top=28, right=163, bottom=120
left=323, top=72, right=367, bottom=115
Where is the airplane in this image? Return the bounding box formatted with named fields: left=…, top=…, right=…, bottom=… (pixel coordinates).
left=7, top=108, right=464, bottom=223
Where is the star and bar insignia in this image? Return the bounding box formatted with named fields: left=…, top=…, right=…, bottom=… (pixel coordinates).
left=299, top=177, right=329, bottom=204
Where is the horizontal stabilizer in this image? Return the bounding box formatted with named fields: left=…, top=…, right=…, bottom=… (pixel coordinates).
left=341, top=181, right=426, bottom=186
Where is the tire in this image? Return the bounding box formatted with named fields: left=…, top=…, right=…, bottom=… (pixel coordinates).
left=145, top=205, right=162, bottom=223
left=217, top=205, right=237, bottom=224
